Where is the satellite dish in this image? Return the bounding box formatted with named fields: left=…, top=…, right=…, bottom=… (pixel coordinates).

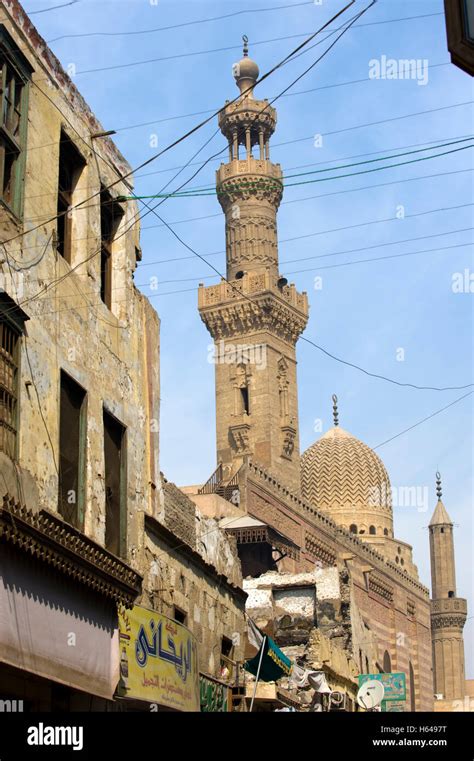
left=357, top=680, right=385, bottom=710
left=277, top=277, right=288, bottom=289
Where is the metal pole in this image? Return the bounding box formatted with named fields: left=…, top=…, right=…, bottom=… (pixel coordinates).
left=249, top=636, right=266, bottom=713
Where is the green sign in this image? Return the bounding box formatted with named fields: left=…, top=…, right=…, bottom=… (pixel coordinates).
left=358, top=673, right=406, bottom=701
left=200, top=675, right=229, bottom=712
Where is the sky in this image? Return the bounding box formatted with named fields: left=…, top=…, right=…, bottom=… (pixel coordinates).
left=24, top=0, right=473, bottom=677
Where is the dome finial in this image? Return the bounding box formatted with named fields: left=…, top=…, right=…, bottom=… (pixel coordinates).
left=332, top=394, right=339, bottom=427
left=233, top=36, right=259, bottom=96
left=436, top=471, right=442, bottom=500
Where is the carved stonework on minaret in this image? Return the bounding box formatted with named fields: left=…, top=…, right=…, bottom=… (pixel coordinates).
left=198, top=39, right=309, bottom=494
left=428, top=473, right=467, bottom=701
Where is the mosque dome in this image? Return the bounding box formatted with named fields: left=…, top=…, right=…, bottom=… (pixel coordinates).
left=300, top=397, right=394, bottom=539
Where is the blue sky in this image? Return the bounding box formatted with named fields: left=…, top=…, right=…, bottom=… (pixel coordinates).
left=26, top=0, right=473, bottom=677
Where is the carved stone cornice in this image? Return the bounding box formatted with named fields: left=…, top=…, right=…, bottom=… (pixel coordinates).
left=199, top=290, right=308, bottom=345
left=368, top=572, right=394, bottom=604
left=217, top=174, right=283, bottom=209
left=431, top=614, right=467, bottom=631
left=431, top=597, right=467, bottom=631
left=305, top=532, right=337, bottom=567
left=0, top=494, right=142, bottom=607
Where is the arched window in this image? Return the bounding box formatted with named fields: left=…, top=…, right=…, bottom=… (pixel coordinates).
left=409, top=661, right=416, bottom=711
left=369, top=525, right=376, bottom=535
left=383, top=528, right=389, bottom=536
left=383, top=650, right=391, bottom=673
left=350, top=524, right=357, bottom=534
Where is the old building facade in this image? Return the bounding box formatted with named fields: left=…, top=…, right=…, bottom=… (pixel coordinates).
left=0, top=0, right=245, bottom=711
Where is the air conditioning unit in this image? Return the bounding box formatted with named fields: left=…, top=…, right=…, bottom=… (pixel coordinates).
left=329, top=691, right=347, bottom=711
left=434, top=693, right=444, bottom=700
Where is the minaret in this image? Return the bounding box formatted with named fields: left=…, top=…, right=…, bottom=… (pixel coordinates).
left=429, top=472, right=467, bottom=700
left=198, top=38, right=309, bottom=493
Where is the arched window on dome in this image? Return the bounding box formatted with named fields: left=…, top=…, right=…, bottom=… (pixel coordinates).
left=383, top=528, right=389, bottom=536
left=350, top=524, right=357, bottom=534
left=383, top=650, right=392, bottom=674
left=369, top=525, right=376, bottom=535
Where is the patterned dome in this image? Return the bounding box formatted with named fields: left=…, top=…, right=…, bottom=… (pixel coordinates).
left=300, top=426, right=393, bottom=538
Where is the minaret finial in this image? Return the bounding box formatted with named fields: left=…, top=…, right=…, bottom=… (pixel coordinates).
left=332, top=394, right=339, bottom=427
left=242, top=34, right=249, bottom=57
left=436, top=471, right=442, bottom=500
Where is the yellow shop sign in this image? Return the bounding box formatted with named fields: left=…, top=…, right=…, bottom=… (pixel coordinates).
left=117, top=605, right=200, bottom=712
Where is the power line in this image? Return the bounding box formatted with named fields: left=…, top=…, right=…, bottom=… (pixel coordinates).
left=114, top=3, right=376, bottom=269
left=2, top=0, right=358, bottom=247
left=0, top=1, right=361, bottom=325
left=116, top=62, right=450, bottom=136
left=27, top=0, right=78, bottom=14
left=143, top=230, right=474, bottom=284
left=46, top=1, right=314, bottom=42
left=50, top=11, right=444, bottom=77
left=20, top=229, right=473, bottom=294
left=123, top=141, right=474, bottom=199
left=15, top=132, right=467, bottom=209
left=133, top=203, right=474, bottom=268
left=373, top=393, right=474, bottom=450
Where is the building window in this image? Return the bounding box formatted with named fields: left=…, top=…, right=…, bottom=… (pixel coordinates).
left=240, top=386, right=250, bottom=415
left=173, top=607, right=187, bottom=625
left=103, top=408, right=126, bottom=556
left=350, top=524, right=357, bottom=534
left=0, top=319, right=19, bottom=457
left=220, top=636, right=234, bottom=681
left=56, top=132, right=85, bottom=263
left=0, top=29, right=32, bottom=217
left=383, top=650, right=391, bottom=674
left=369, top=525, right=376, bottom=535
left=0, top=293, right=28, bottom=459
left=58, top=372, right=86, bottom=529
left=100, top=188, right=124, bottom=309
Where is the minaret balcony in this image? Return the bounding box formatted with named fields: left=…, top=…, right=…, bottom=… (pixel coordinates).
left=198, top=271, right=308, bottom=314
left=217, top=158, right=283, bottom=184
left=219, top=97, right=277, bottom=136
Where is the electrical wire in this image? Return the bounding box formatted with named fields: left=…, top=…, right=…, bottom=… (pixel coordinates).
left=373, top=392, right=474, bottom=450
left=121, top=141, right=474, bottom=199
left=2, top=0, right=359, bottom=246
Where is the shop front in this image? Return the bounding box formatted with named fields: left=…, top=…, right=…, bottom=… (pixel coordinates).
left=0, top=497, right=142, bottom=710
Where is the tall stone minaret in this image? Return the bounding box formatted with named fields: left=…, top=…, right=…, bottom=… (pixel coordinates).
left=198, top=39, right=308, bottom=493
left=429, top=472, right=467, bottom=700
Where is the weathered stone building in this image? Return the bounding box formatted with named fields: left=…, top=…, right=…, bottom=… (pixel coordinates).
left=188, top=42, right=468, bottom=711
left=0, top=0, right=245, bottom=711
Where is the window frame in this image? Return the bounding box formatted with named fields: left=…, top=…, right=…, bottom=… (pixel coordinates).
left=0, top=293, right=29, bottom=460
left=103, top=406, right=127, bottom=557
left=56, top=131, right=86, bottom=264
left=58, top=370, right=87, bottom=530
left=100, top=187, right=124, bottom=310
left=0, top=27, right=33, bottom=219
